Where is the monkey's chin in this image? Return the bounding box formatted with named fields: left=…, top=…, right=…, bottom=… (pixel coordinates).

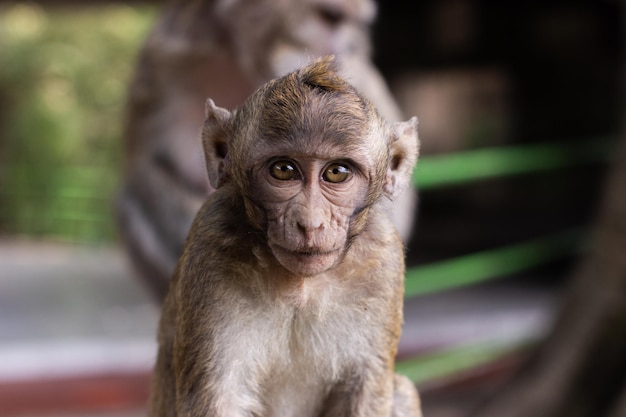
left=270, top=244, right=341, bottom=277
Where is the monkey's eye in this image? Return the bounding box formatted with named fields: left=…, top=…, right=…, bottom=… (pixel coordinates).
left=270, top=160, right=300, bottom=181
left=316, top=6, right=345, bottom=27
left=322, top=163, right=352, bottom=183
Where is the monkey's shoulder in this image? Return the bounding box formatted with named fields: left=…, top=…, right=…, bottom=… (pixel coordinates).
left=355, top=204, right=405, bottom=260
left=175, top=186, right=263, bottom=280
left=187, top=186, right=256, bottom=245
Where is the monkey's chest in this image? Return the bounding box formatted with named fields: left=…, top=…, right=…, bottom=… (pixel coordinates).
left=224, top=303, right=374, bottom=417
left=259, top=315, right=362, bottom=417
left=261, top=362, right=330, bottom=417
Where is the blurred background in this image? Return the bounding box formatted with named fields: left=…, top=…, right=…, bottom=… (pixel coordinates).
left=0, top=1, right=623, bottom=416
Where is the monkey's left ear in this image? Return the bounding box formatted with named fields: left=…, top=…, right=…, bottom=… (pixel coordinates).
left=384, top=116, right=419, bottom=199
left=203, top=99, right=233, bottom=189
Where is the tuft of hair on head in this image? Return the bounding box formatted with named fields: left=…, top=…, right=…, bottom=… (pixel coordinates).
left=297, top=55, right=350, bottom=93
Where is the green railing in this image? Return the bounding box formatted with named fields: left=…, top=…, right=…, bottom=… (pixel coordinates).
left=397, top=137, right=615, bottom=383
left=415, top=138, right=614, bottom=190
left=404, top=229, right=584, bottom=298
left=404, top=138, right=615, bottom=299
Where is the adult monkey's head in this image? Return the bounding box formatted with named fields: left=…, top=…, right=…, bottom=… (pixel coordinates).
left=203, top=56, right=418, bottom=277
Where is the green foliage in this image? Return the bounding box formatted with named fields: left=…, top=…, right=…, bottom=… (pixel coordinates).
left=0, top=3, right=156, bottom=242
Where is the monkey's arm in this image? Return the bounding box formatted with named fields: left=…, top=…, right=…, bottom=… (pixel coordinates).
left=170, top=277, right=265, bottom=417
left=320, top=366, right=396, bottom=417
left=161, top=195, right=263, bottom=417
left=149, top=280, right=181, bottom=417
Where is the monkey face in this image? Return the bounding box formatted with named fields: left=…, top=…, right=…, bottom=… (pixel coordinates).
left=249, top=154, right=370, bottom=277
left=202, top=58, right=419, bottom=278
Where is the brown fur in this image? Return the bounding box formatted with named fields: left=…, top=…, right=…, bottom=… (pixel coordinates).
left=150, top=58, right=421, bottom=417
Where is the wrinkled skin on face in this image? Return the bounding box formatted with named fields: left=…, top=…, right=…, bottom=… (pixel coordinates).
left=203, top=57, right=418, bottom=278
left=250, top=152, right=370, bottom=276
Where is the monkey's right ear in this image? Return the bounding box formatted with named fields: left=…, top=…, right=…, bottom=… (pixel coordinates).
left=203, top=99, right=233, bottom=189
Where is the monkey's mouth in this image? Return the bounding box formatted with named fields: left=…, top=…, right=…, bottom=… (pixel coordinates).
left=270, top=244, right=341, bottom=276
left=293, top=248, right=336, bottom=257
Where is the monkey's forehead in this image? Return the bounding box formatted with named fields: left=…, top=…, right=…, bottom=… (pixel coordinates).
left=252, top=140, right=373, bottom=160
left=250, top=113, right=386, bottom=148
left=252, top=106, right=374, bottom=147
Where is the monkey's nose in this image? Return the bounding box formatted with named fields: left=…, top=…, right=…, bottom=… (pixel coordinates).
left=297, top=216, right=324, bottom=234
left=295, top=207, right=325, bottom=239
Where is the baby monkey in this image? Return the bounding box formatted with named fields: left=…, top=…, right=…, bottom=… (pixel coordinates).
left=150, top=57, right=421, bottom=417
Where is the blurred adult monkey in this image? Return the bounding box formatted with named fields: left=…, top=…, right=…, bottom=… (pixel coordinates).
left=116, top=0, right=416, bottom=299
left=150, top=57, right=421, bottom=417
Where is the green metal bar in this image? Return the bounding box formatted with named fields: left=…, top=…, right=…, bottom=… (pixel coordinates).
left=414, top=138, right=615, bottom=190
left=396, top=342, right=525, bottom=384
left=405, top=229, right=584, bottom=298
